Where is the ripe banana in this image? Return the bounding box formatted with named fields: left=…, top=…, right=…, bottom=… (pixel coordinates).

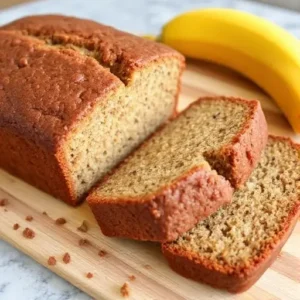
left=160, top=8, right=300, bottom=132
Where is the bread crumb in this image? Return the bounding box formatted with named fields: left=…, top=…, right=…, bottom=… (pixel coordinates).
left=120, top=283, right=130, bottom=297
left=42, top=211, right=48, bottom=216
left=48, top=256, right=56, bottom=266
left=86, top=272, right=93, bottom=279
left=63, top=252, right=71, bottom=264
left=0, top=199, right=8, bottom=206
left=25, top=215, right=33, bottom=222
left=143, top=264, right=151, bottom=270
left=55, top=217, right=66, bottom=225
left=98, top=250, right=107, bottom=257
left=79, top=238, right=90, bottom=246
left=22, top=227, right=35, bottom=239
left=128, top=275, right=136, bottom=281
left=77, top=220, right=89, bottom=232
left=13, top=223, right=20, bottom=230
left=4, top=208, right=8, bottom=212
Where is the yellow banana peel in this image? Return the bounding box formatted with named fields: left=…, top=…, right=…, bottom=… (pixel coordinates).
left=160, top=8, right=300, bottom=132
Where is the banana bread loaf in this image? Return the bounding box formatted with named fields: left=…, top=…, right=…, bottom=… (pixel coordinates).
left=87, top=97, right=268, bottom=242
left=162, top=136, right=300, bottom=293
left=0, top=15, right=184, bottom=205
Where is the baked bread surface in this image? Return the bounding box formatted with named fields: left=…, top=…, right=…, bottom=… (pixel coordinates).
left=162, top=136, right=300, bottom=292
left=88, top=96, right=268, bottom=242
left=0, top=15, right=184, bottom=205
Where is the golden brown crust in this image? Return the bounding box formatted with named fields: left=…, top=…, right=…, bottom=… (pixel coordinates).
left=162, top=201, right=300, bottom=293
left=0, top=15, right=184, bottom=205
left=0, top=127, right=76, bottom=204
left=2, top=14, right=184, bottom=84
left=162, top=136, right=300, bottom=293
left=0, top=30, right=120, bottom=151
left=88, top=166, right=233, bottom=242
left=201, top=96, right=268, bottom=188
left=87, top=96, right=268, bottom=241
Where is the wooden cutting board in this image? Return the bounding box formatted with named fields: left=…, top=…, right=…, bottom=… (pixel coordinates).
left=0, top=60, right=299, bottom=300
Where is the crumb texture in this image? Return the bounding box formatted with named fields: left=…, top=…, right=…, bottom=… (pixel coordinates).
left=167, top=138, right=300, bottom=270
left=97, top=98, right=248, bottom=197
left=0, top=15, right=183, bottom=204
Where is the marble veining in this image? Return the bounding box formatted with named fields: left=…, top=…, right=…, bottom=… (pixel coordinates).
left=0, top=0, right=300, bottom=299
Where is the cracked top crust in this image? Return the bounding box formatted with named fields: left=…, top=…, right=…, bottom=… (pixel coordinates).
left=2, top=14, right=183, bottom=83
left=0, top=15, right=182, bottom=151
left=0, top=30, right=121, bottom=150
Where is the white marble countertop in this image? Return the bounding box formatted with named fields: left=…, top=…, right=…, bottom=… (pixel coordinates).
left=0, top=0, right=300, bottom=299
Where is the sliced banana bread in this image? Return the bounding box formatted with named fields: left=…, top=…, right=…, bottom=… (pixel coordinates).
left=87, top=97, right=268, bottom=242
left=162, top=136, right=300, bottom=293
left=0, top=15, right=184, bottom=205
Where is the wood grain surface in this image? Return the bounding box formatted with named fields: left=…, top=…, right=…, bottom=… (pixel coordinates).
left=0, top=60, right=299, bottom=300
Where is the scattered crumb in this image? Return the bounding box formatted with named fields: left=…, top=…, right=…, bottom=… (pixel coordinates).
left=63, top=252, right=71, bottom=264
left=143, top=264, right=151, bottom=270
left=13, top=223, right=20, bottom=230
left=77, top=220, right=89, bottom=233
left=48, top=256, right=56, bottom=266
left=55, top=217, right=66, bottom=225
left=0, top=199, right=8, bottom=206
left=25, top=215, right=33, bottom=222
left=98, top=250, right=107, bottom=257
left=120, top=283, right=130, bottom=297
left=42, top=211, right=48, bottom=216
left=22, top=227, right=35, bottom=239
left=86, top=272, right=93, bottom=279
left=128, top=275, right=136, bottom=281
left=4, top=208, right=8, bottom=212
left=78, top=238, right=90, bottom=246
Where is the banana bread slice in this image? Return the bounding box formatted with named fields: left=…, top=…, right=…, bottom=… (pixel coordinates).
left=0, top=15, right=184, bottom=205
left=87, top=97, right=268, bottom=242
left=162, top=136, right=300, bottom=293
